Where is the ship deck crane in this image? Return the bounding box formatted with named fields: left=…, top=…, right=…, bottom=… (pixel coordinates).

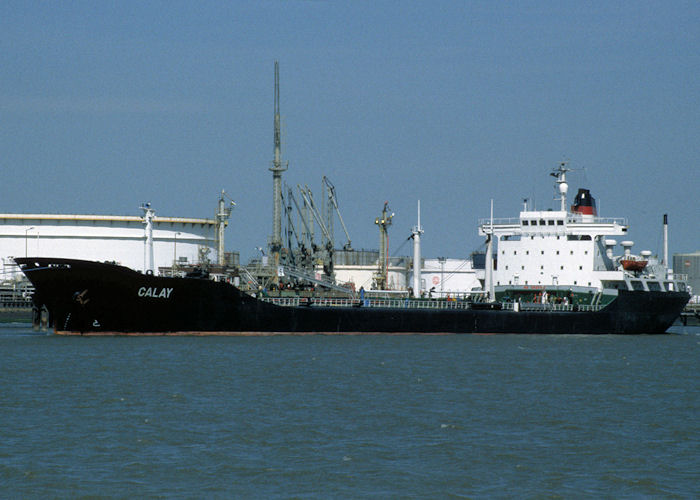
left=286, top=184, right=314, bottom=251
left=323, top=176, right=352, bottom=251
left=283, top=184, right=315, bottom=271
left=298, top=185, right=335, bottom=277
left=281, top=188, right=299, bottom=267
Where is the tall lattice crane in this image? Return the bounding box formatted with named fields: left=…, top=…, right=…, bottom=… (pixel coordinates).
left=269, top=61, right=288, bottom=283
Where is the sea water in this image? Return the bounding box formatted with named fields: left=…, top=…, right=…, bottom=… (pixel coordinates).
left=1, top=324, right=698, bottom=498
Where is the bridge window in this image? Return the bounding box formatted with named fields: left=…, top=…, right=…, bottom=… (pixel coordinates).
left=557, top=220, right=564, bottom=225
left=548, top=220, right=555, bottom=226
left=647, top=281, right=662, bottom=291
left=630, top=280, right=645, bottom=291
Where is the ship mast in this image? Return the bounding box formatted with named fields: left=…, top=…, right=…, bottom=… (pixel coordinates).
left=140, top=203, right=155, bottom=273
left=217, top=190, right=235, bottom=266
left=485, top=199, right=494, bottom=301
left=412, top=200, right=423, bottom=297
left=663, top=213, right=671, bottom=279
left=269, top=61, right=288, bottom=281
left=552, top=161, right=571, bottom=212
left=374, top=202, right=394, bottom=289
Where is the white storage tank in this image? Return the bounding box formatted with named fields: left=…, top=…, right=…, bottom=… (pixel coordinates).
left=0, top=213, right=221, bottom=280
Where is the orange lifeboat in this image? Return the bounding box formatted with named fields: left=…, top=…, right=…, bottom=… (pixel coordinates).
left=621, top=259, right=648, bottom=271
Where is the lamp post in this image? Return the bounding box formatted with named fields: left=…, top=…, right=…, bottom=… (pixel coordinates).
left=25, top=227, right=34, bottom=257
left=173, top=232, right=181, bottom=276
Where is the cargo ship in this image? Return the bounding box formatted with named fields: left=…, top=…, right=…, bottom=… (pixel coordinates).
left=15, top=164, right=690, bottom=335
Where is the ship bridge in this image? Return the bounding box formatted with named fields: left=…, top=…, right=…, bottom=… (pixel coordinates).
left=478, top=211, right=628, bottom=239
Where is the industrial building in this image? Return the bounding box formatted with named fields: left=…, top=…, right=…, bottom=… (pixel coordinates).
left=674, top=251, right=700, bottom=299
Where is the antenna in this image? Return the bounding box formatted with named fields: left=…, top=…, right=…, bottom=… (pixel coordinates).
left=552, top=161, right=572, bottom=212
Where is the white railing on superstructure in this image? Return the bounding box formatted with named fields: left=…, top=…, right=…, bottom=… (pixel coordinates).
left=478, top=217, right=521, bottom=226
left=477, top=216, right=628, bottom=227
left=567, top=215, right=628, bottom=225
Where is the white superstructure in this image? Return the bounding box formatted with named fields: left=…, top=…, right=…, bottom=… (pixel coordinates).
left=478, top=163, right=689, bottom=300
left=483, top=209, right=629, bottom=289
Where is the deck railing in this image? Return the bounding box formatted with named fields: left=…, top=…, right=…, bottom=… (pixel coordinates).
left=260, top=296, right=604, bottom=312
left=478, top=216, right=628, bottom=227
left=500, top=302, right=603, bottom=312
left=260, top=297, right=475, bottom=310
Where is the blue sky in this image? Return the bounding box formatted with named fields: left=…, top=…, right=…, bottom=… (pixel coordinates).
left=1, top=1, right=698, bottom=263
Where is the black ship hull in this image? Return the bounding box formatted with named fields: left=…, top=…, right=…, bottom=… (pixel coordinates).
left=16, top=258, right=690, bottom=335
